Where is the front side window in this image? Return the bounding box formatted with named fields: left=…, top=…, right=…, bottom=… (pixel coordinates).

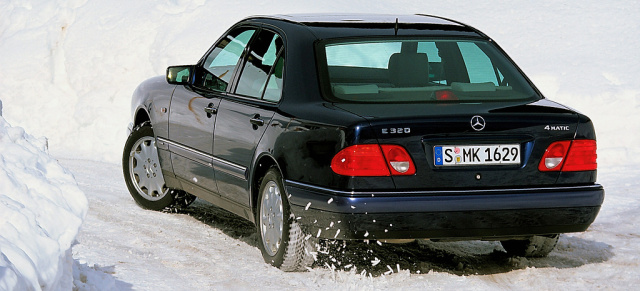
left=200, top=28, right=256, bottom=92
left=320, top=39, right=539, bottom=103
left=235, top=30, right=284, bottom=101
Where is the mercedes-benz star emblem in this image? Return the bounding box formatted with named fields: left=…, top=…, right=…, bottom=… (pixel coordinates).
left=470, top=115, right=486, bottom=131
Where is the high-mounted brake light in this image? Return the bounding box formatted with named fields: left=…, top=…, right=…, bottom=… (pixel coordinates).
left=539, top=140, right=597, bottom=172
left=435, top=90, right=458, bottom=101
left=331, top=144, right=416, bottom=177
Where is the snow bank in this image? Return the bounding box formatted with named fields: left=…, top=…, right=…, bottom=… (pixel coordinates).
left=0, top=0, right=638, bottom=167
left=72, top=261, right=118, bottom=291
left=0, top=114, right=88, bottom=290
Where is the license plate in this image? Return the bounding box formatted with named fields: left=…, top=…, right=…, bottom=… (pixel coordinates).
left=434, top=144, right=520, bottom=166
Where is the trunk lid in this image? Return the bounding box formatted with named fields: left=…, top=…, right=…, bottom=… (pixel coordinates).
left=335, top=99, right=580, bottom=190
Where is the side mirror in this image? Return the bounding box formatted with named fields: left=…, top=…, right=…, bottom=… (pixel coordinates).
left=166, top=65, right=194, bottom=85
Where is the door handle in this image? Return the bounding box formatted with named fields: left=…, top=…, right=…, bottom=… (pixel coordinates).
left=250, top=115, right=264, bottom=128
left=204, top=103, right=217, bottom=117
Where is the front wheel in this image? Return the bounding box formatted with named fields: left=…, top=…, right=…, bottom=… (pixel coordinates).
left=256, top=167, right=316, bottom=271
left=122, top=122, right=195, bottom=211
left=501, top=234, right=560, bottom=257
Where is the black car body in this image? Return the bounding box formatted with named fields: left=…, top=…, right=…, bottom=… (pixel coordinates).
left=123, top=14, right=604, bottom=271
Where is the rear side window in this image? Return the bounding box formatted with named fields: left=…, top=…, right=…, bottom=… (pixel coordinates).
left=235, top=29, right=284, bottom=102
left=320, top=39, right=539, bottom=103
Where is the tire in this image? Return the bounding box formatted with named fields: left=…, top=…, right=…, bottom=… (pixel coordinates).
left=501, top=234, right=560, bottom=257
left=122, top=122, right=195, bottom=211
left=256, top=167, right=316, bottom=271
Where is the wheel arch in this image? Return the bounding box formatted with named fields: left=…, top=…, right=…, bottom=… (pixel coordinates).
left=134, top=107, right=151, bottom=127
left=251, top=153, right=284, bottom=215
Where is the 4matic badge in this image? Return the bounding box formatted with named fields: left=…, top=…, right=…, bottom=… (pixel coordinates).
left=544, top=125, right=570, bottom=131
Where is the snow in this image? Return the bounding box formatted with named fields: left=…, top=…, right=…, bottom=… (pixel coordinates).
left=57, top=159, right=640, bottom=289
left=0, top=117, right=87, bottom=290
left=0, top=0, right=639, bottom=290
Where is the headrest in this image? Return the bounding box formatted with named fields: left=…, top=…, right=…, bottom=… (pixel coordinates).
left=388, top=53, right=429, bottom=87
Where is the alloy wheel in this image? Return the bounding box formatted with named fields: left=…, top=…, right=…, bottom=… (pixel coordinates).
left=129, top=137, right=167, bottom=201
left=260, top=180, right=284, bottom=256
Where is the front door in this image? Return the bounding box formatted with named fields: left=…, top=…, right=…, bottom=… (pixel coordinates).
left=167, top=27, right=257, bottom=197
left=167, top=86, right=220, bottom=196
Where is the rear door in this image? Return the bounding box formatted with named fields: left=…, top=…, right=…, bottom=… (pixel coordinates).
left=213, top=28, right=285, bottom=205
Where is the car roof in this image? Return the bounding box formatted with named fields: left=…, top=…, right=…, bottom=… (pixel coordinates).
left=244, top=13, right=485, bottom=39
left=269, top=13, right=463, bottom=26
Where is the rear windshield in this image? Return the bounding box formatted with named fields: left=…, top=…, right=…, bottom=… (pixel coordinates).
left=318, top=39, right=540, bottom=103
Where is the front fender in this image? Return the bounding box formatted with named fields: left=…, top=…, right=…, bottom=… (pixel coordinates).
left=130, top=75, right=175, bottom=139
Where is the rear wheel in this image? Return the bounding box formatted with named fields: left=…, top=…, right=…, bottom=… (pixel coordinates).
left=256, top=167, right=316, bottom=271
left=501, top=234, right=559, bottom=257
left=123, top=122, right=195, bottom=211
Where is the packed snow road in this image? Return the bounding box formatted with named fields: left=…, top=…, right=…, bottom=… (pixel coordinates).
left=61, top=157, right=639, bottom=290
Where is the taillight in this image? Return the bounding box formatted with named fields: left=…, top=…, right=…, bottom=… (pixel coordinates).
left=539, top=141, right=570, bottom=171
left=331, top=144, right=416, bottom=176
left=381, top=145, right=416, bottom=175
left=563, top=140, right=597, bottom=171
left=331, top=145, right=390, bottom=176
left=539, top=140, right=597, bottom=172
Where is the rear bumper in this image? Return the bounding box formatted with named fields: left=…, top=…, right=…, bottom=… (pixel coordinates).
left=285, top=181, right=604, bottom=240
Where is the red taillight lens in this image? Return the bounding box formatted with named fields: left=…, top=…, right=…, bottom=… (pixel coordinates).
left=539, top=140, right=597, bottom=172
left=331, top=144, right=416, bottom=177
left=563, top=140, right=597, bottom=171
left=331, top=145, right=391, bottom=176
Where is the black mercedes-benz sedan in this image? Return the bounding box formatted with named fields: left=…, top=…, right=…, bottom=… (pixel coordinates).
left=123, top=14, right=604, bottom=271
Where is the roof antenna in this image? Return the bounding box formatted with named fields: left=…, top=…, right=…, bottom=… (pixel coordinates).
left=394, top=17, right=399, bottom=35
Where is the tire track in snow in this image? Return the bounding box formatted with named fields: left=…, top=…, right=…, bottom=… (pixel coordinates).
left=61, top=158, right=619, bottom=290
